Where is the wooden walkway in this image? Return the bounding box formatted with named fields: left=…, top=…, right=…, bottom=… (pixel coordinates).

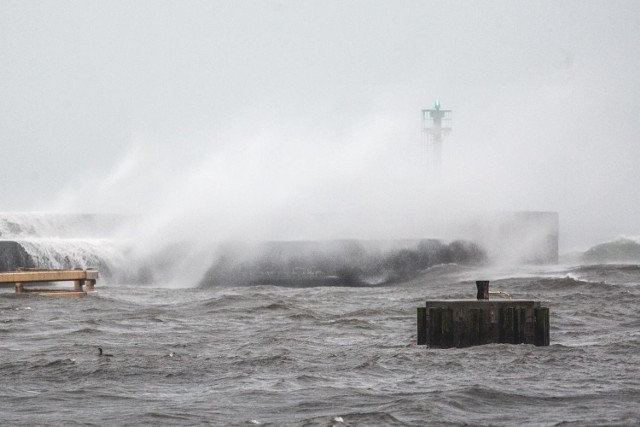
left=0, top=268, right=99, bottom=296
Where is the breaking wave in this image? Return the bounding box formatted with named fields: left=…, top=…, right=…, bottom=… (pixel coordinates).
left=581, top=237, right=640, bottom=264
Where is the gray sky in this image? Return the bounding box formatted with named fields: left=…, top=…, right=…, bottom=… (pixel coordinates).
left=1, top=1, right=639, bottom=251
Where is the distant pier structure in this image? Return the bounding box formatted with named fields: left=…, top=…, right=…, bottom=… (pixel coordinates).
left=422, top=100, right=452, bottom=176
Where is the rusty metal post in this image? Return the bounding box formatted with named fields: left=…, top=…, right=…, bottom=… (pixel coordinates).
left=476, top=280, right=490, bottom=300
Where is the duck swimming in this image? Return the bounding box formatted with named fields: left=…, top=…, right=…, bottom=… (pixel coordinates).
left=97, top=347, right=113, bottom=357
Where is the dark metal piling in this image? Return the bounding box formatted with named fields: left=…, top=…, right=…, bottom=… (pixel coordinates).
left=515, top=307, right=526, bottom=344
left=534, top=307, right=550, bottom=346
left=467, top=308, right=482, bottom=346
left=428, top=307, right=443, bottom=346
left=441, top=308, right=453, bottom=348
left=417, top=307, right=427, bottom=345
left=500, top=307, right=515, bottom=343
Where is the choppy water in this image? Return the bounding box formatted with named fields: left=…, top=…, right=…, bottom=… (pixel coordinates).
left=1, top=263, right=639, bottom=426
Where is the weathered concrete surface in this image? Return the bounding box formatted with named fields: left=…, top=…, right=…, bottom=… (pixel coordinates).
left=200, top=239, right=487, bottom=287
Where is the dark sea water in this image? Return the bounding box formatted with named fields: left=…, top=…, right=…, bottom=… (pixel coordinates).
left=1, top=263, right=639, bottom=426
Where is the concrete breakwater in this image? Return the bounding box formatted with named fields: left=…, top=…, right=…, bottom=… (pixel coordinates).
left=198, top=239, right=487, bottom=287
left=0, top=213, right=128, bottom=283
left=0, top=241, right=34, bottom=272
left=0, top=240, right=117, bottom=280
left=0, top=238, right=488, bottom=287
left=0, top=211, right=561, bottom=287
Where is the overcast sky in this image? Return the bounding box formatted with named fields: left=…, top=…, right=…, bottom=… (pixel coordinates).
left=1, top=1, right=639, bottom=250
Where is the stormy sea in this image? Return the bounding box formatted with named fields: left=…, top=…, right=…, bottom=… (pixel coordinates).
left=1, top=214, right=639, bottom=426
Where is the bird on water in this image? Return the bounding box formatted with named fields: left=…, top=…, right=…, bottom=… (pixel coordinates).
left=97, top=347, right=113, bottom=357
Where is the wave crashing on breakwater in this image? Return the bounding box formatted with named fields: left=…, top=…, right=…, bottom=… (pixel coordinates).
left=0, top=213, right=490, bottom=287
left=0, top=212, right=632, bottom=287
left=581, top=237, right=640, bottom=263
left=0, top=213, right=130, bottom=282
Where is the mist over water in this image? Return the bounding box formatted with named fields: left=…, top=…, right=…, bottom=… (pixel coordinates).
left=1, top=1, right=639, bottom=260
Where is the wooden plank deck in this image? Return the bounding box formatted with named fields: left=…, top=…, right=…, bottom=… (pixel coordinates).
left=0, top=269, right=99, bottom=283
left=0, top=268, right=99, bottom=295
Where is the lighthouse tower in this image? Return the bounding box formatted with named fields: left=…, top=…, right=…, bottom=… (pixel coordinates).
left=422, top=101, right=452, bottom=177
